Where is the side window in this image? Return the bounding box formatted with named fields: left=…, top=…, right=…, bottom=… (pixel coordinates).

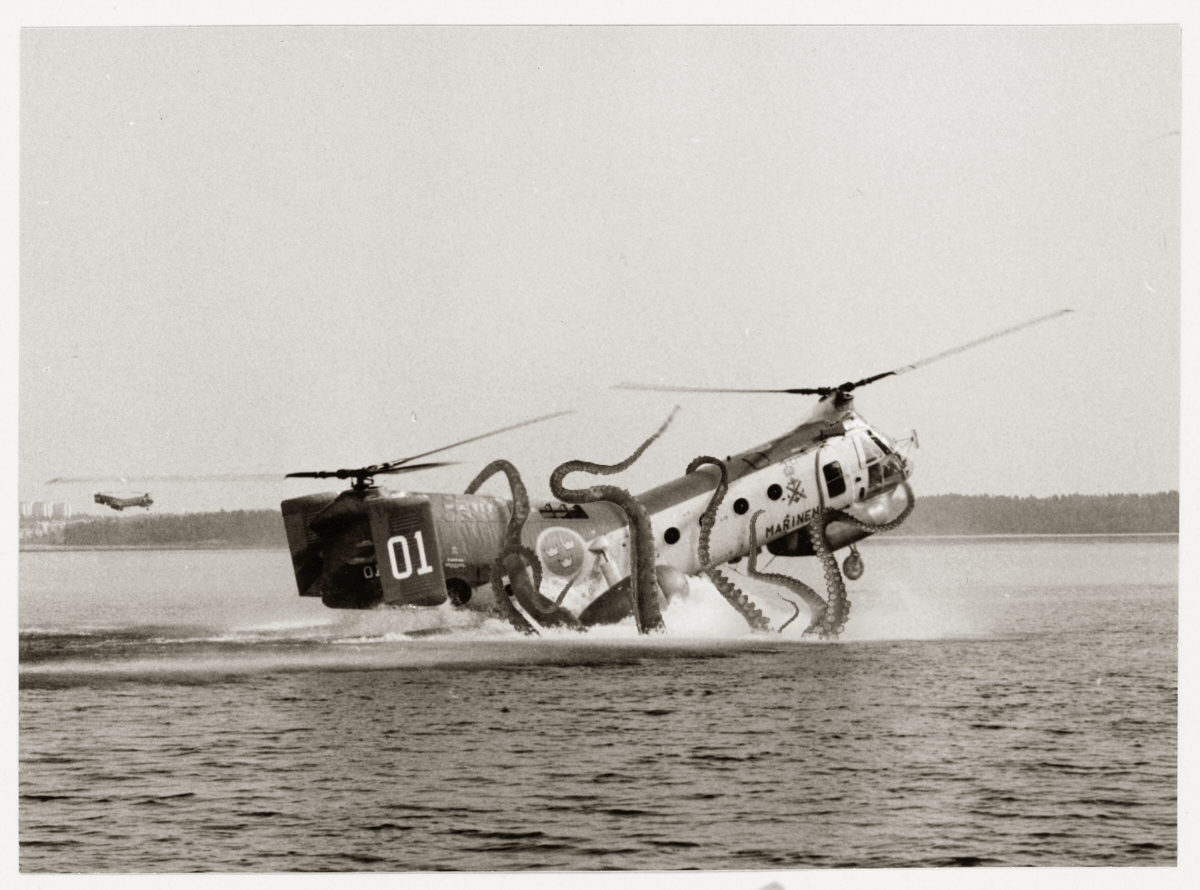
left=823, top=461, right=846, bottom=498
left=868, top=462, right=882, bottom=491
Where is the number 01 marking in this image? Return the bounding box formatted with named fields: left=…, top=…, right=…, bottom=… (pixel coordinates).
left=387, top=531, right=435, bottom=581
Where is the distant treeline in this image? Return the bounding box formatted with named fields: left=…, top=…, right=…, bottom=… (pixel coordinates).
left=49, top=491, right=1178, bottom=548
left=60, top=510, right=287, bottom=548
left=889, top=492, right=1178, bottom=536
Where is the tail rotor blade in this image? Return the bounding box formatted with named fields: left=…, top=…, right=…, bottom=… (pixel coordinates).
left=285, top=410, right=575, bottom=485
left=47, top=473, right=287, bottom=484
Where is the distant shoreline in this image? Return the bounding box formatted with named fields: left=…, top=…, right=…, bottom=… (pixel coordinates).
left=19, top=533, right=1179, bottom=553
left=866, top=532, right=1178, bottom=544
left=24, top=493, right=1178, bottom=548
left=19, top=544, right=289, bottom=552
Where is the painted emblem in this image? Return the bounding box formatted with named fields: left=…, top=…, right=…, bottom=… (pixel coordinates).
left=786, top=479, right=807, bottom=504
left=535, top=526, right=588, bottom=578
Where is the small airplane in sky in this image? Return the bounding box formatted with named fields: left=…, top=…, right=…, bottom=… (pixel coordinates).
left=280, top=309, right=1073, bottom=639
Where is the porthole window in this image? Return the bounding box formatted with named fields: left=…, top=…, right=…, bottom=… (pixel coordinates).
left=767, top=484, right=782, bottom=501
left=733, top=498, right=749, bottom=515
left=664, top=527, right=681, bottom=545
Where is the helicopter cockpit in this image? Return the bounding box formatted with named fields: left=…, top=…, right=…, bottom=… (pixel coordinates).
left=848, top=427, right=908, bottom=501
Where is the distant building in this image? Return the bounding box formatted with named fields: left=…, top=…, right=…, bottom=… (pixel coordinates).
left=19, top=501, right=73, bottom=521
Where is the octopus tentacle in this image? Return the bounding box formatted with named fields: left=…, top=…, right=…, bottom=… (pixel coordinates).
left=826, top=481, right=917, bottom=535
left=550, top=410, right=679, bottom=634
left=807, top=481, right=916, bottom=639
left=807, top=512, right=850, bottom=639
left=686, top=455, right=725, bottom=570
left=746, top=510, right=826, bottom=635
left=486, top=559, right=538, bottom=635
left=777, top=595, right=802, bottom=633
left=463, top=459, right=541, bottom=634
left=688, top=456, right=771, bottom=632
left=465, top=459, right=533, bottom=565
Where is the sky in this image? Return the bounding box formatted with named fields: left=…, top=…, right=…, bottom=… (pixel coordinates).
left=3, top=5, right=1196, bottom=888
left=12, top=11, right=1185, bottom=515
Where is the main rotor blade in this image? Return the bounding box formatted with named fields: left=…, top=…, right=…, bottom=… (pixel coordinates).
left=614, top=382, right=833, bottom=396
left=374, top=461, right=460, bottom=476
left=285, top=461, right=458, bottom=480
left=378, top=409, right=575, bottom=471
left=855, top=307, right=1074, bottom=387
left=614, top=308, right=1073, bottom=398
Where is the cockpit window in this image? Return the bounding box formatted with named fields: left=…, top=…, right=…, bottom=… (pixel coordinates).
left=822, top=461, right=846, bottom=498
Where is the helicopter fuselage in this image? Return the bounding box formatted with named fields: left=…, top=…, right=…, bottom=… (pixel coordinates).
left=281, top=401, right=914, bottom=613
left=94, top=493, right=153, bottom=511
left=279, top=308, right=1072, bottom=631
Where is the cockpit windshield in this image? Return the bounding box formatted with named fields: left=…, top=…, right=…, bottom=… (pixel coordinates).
left=856, top=429, right=905, bottom=497
left=868, top=431, right=893, bottom=455
left=860, top=435, right=884, bottom=463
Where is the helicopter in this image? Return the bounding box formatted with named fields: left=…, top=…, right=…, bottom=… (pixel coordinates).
left=281, top=308, right=1072, bottom=639
left=93, top=492, right=154, bottom=511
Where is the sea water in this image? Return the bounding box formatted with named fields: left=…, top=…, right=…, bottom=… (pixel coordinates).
left=18, top=538, right=1177, bottom=871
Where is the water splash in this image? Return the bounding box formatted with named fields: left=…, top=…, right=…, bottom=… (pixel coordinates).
left=19, top=564, right=1009, bottom=690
